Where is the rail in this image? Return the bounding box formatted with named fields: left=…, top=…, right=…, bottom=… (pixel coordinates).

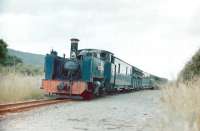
left=0, top=99, right=70, bottom=115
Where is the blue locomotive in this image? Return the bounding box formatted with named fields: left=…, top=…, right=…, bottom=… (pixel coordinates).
left=41, top=38, right=167, bottom=99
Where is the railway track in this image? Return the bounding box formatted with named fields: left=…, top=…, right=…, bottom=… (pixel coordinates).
left=0, top=99, right=70, bottom=115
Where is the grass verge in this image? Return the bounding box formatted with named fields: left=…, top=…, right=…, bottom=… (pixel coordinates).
left=0, top=73, right=44, bottom=103
left=160, top=78, right=200, bottom=131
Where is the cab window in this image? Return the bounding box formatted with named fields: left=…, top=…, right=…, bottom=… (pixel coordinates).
left=86, top=53, right=92, bottom=57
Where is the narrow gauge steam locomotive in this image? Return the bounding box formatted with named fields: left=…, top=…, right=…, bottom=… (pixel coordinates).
left=41, top=38, right=167, bottom=99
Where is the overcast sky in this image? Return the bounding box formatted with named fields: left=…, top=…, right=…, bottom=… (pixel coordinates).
left=0, top=0, right=200, bottom=79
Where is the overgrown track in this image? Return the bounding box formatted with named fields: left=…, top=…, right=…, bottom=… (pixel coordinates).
left=0, top=99, right=70, bottom=115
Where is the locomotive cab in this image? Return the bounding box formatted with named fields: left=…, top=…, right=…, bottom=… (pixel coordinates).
left=76, top=49, right=114, bottom=96
left=77, top=49, right=112, bottom=62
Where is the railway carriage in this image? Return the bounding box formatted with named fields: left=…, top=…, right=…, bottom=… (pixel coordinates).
left=142, top=72, right=168, bottom=89
left=41, top=38, right=167, bottom=99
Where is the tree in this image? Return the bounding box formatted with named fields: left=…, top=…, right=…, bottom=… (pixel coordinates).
left=0, top=39, right=23, bottom=66
left=0, top=39, right=8, bottom=59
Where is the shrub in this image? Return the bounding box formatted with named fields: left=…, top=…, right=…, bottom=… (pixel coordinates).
left=179, top=49, right=200, bottom=81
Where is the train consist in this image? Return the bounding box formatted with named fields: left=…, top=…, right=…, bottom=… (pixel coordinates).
left=41, top=38, right=167, bottom=99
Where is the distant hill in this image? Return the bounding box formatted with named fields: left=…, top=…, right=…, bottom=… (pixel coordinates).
left=8, top=49, right=44, bottom=66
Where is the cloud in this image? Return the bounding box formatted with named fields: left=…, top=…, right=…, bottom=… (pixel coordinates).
left=0, top=0, right=200, bottom=79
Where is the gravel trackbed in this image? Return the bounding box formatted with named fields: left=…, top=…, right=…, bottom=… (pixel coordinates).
left=0, top=90, right=162, bottom=131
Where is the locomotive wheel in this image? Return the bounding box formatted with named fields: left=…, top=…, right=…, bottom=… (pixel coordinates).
left=81, top=91, right=94, bottom=100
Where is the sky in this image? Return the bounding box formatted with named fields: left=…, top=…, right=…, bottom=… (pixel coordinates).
left=0, top=0, right=200, bottom=79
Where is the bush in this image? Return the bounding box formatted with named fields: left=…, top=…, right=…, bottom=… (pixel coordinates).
left=0, top=55, right=23, bottom=66
left=0, top=39, right=8, bottom=59
left=179, top=49, right=200, bottom=81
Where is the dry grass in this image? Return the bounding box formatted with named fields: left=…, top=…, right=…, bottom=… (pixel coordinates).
left=160, top=78, right=200, bottom=131
left=0, top=73, right=44, bottom=103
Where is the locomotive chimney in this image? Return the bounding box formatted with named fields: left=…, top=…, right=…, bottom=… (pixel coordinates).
left=70, top=38, right=79, bottom=59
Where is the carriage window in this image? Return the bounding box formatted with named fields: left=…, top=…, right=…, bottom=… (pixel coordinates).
left=126, top=67, right=128, bottom=75
left=93, top=53, right=97, bottom=57
left=118, top=64, right=120, bottom=74
left=111, top=56, right=114, bottom=63
left=100, top=52, right=106, bottom=59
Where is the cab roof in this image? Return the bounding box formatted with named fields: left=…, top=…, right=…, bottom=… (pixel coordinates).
left=78, top=49, right=114, bottom=55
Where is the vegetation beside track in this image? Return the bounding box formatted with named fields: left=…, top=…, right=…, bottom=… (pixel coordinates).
left=161, top=48, right=200, bottom=131
left=179, top=48, right=200, bottom=81
left=0, top=73, right=44, bottom=103
left=0, top=39, right=44, bottom=103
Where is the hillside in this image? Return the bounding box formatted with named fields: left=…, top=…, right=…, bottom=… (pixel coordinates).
left=8, top=49, right=44, bottom=66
